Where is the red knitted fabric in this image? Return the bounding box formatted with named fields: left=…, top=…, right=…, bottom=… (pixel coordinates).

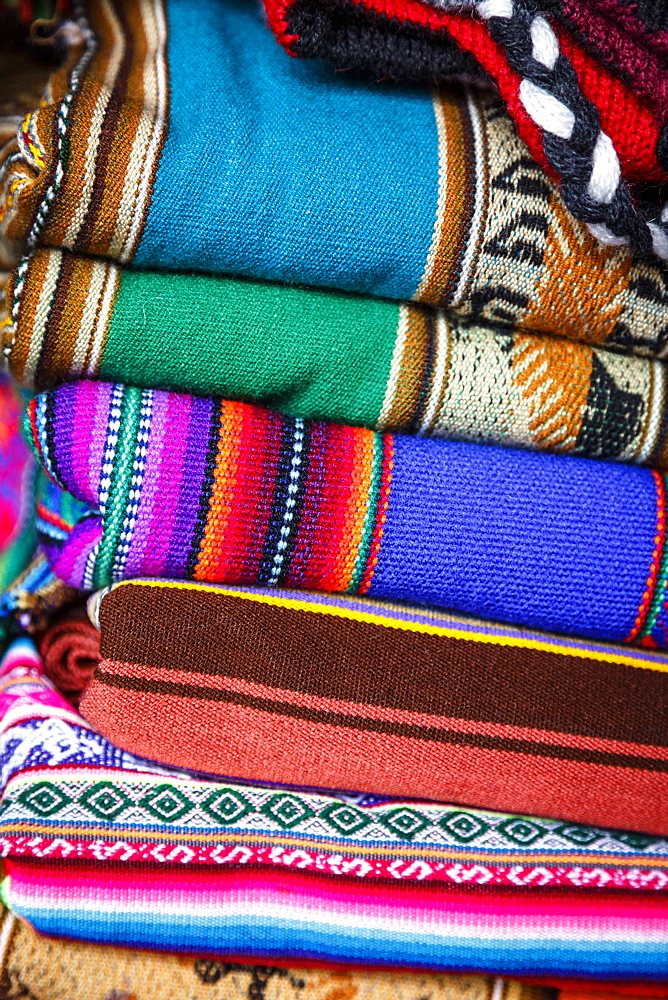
left=265, top=0, right=553, bottom=173
left=555, top=21, right=667, bottom=181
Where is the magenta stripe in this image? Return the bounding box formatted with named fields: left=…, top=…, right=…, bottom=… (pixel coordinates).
left=87, top=381, right=114, bottom=505
left=49, top=518, right=102, bottom=589
left=137, top=392, right=194, bottom=577
left=9, top=862, right=668, bottom=934
left=164, top=394, right=216, bottom=578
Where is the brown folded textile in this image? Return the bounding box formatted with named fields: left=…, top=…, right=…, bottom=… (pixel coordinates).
left=35, top=606, right=100, bottom=705
left=84, top=582, right=668, bottom=835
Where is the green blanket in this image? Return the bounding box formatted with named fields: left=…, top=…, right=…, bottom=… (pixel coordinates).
left=6, top=247, right=665, bottom=466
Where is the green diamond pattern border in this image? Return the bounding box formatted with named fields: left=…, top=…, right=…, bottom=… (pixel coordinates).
left=260, top=794, right=315, bottom=830
left=496, top=817, right=548, bottom=846
left=138, top=784, right=194, bottom=824
left=201, top=788, right=255, bottom=826
left=17, top=782, right=73, bottom=818
left=438, top=810, right=490, bottom=843
left=378, top=807, right=430, bottom=841
left=319, top=802, right=373, bottom=837
left=79, top=781, right=134, bottom=821
left=553, top=824, right=602, bottom=847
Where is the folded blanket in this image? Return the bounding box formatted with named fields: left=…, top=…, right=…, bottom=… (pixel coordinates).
left=4, top=0, right=668, bottom=327
left=26, top=380, right=668, bottom=647
left=36, top=606, right=100, bottom=705
left=5, top=248, right=668, bottom=469
left=0, top=904, right=661, bottom=1000
left=263, top=0, right=668, bottom=259
left=83, top=581, right=668, bottom=835
left=0, top=904, right=551, bottom=1000
left=2, top=638, right=668, bottom=978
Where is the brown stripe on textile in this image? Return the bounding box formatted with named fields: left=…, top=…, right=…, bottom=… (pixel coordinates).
left=89, top=0, right=167, bottom=260
left=39, top=0, right=168, bottom=261
left=380, top=306, right=433, bottom=431
left=98, top=585, right=668, bottom=747
left=42, top=0, right=126, bottom=251
left=3, top=246, right=54, bottom=385
left=80, top=677, right=668, bottom=832
left=72, top=2, right=136, bottom=255
left=454, top=86, right=490, bottom=309
left=415, top=88, right=477, bottom=305
left=0, top=42, right=86, bottom=248
left=91, top=667, right=668, bottom=773
left=112, top=0, right=170, bottom=261
left=37, top=249, right=80, bottom=385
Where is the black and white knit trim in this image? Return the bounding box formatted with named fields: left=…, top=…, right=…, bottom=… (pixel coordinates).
left=425, top=0, right=668, bottom=261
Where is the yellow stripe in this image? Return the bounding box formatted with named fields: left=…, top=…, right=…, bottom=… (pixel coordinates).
left=105, top=580, right=668, bottom=674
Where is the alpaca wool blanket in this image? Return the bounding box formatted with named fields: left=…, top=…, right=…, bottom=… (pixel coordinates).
left=0, top=906, right=552, bottom=1000
left=262, top=0, right=668, bottom=260
left=84, top=581, right=668, bottom=835
left=26, top=380, right=668, bottom=647
left=6, top=248, right=668, bottom=469
left=4, top=0, right=668, bottom=329
left=2, top=640, right=668, bottom=979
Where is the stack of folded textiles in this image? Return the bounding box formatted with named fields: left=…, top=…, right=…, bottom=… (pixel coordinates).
left=1, top=0, right=668, bottom=990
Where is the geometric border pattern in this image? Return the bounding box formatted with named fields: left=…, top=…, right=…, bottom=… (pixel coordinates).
left=3, top=770, right=666, bottom=863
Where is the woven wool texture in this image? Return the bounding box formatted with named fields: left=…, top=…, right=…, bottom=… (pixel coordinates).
left=262, top=0, right=668, bottom=259
left=3, top=640, right=668, bottom=978
left=266, top=0, right=485, bottom=84
left=36, top=606, right=100, bottom=705
left=4, top=0, right=668, bottom=323
left=0, top=550, right=82, bottom=638
left=6, top=248, right=668, bottom=469
left=0, top=910, right=660, bottom=1000
left=83, top=581, right=668, bottom=834
left=0, top=906, right=552, bottom=1000
left=25, top=380, right=668, bottom=647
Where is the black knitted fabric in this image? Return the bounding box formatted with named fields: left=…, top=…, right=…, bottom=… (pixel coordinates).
left=286, top=0, right=482, bottom=83
left=612, top=0, right=668, bottom=33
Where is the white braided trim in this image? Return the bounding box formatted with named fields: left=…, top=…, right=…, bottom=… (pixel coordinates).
left=477, top=4, right=659, bottom=252
left=530, top=15, right=559, bottom=71
left=518, top=78, right=575, bottom=140
left=648, top=223, right=668, bottom=261
left=586, top=223, right=628, bottom=247
left=587, top=131, right=620, bottom=205
left=477, top=0, right=512, bottom=19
